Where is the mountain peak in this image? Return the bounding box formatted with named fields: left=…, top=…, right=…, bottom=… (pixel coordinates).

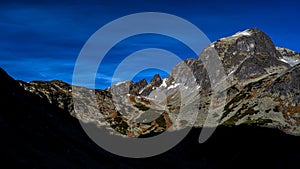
left=150, top=74, right=162, bottom=86
left=231, top=28, right=254, bottom=37
left=199, top=28, right=290, bottom=81
left=243, top=27, right=263, bottom=34
left=221, top=28, right=266, bottom=39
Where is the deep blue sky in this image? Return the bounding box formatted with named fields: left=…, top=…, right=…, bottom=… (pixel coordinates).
left=1, top=0, right=299, bottom=89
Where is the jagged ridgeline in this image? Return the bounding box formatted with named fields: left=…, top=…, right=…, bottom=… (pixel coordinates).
left=15, top=28, right=300, bottom=137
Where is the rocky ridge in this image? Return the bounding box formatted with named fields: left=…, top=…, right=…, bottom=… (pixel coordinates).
left=16, top=28, right=300, bottom=137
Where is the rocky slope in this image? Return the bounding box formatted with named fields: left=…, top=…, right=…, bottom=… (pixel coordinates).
left=19, top=74, right=171, bottom=137
left=203, top=29, right=300, bottom=135
left=2, top=67, right=300, bottom=169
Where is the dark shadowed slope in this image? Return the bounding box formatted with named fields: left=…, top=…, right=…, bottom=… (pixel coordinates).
left=1, top=67, right=300, bottom=169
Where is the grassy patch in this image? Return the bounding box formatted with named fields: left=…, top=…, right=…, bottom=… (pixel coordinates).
left=242, top=118, right=273, bottom=126
left=221, top=91, right=248, bottom=120
left=134, top=102, right=150, bottom=111
left=155, top=115, right=166, bottom=128
left=111, top=121, right=129, bottom=135
left=114, top=116, right=122, bottom=123
left=223, top=106, right=259, bottom=126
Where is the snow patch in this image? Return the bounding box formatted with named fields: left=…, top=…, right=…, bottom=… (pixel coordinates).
left=138, top=88, right=144, bottom=95
left=160, top=78, right=167, bottom=87
left=279, top=57, right=300, bottom=66
left=114, top=81, right=127, bottom=86
left=279, top=58, right=288, bottom=63
left=227, top=69, right=235, bottom=76
left=232, top=30, right=252, bottom=37
left=167, top=83, right=179, bottom=89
